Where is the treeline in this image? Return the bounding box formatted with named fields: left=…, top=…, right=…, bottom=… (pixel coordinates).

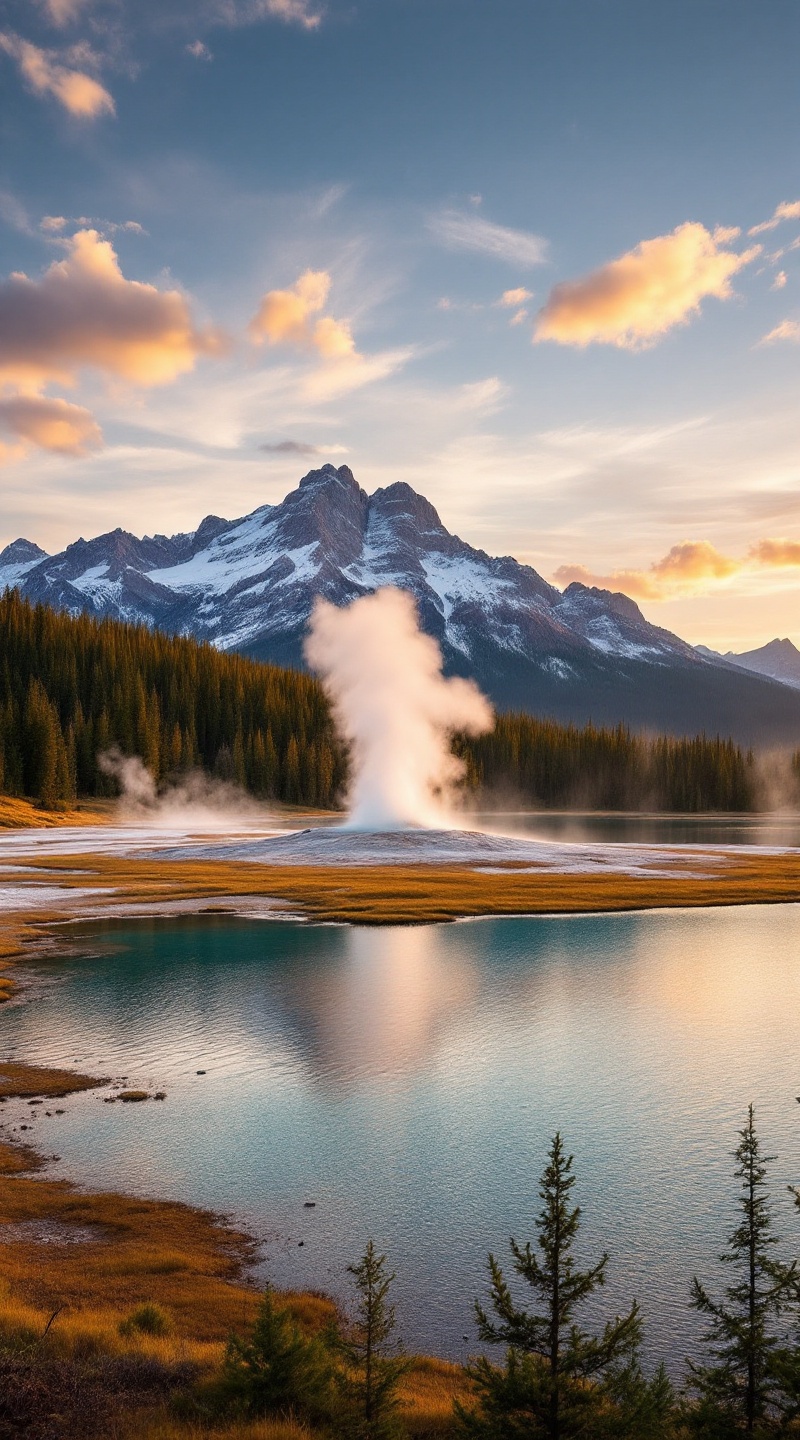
left=462, top=713, right=758, bottom=812
left=0, top=592, right=773, bottom=813
left=0, top=590, right=345, bottom=809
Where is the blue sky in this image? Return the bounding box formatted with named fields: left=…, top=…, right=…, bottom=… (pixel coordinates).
left=1, top=0, right=800, bottom=649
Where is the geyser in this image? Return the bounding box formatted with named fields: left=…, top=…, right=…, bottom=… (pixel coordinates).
left=304, top=587, right=493, bottom=829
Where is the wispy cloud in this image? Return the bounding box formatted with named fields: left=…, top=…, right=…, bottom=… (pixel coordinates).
left=428, top=209, right=548, bottom=268
left=749, top=200, right=800, bottom=236
left=535, top=222, right=759, bottom=350
left=759, top=319, right=800, bottom=345
left=0, top=32, right=115, bottom=118
left=36, top=0, right=92, bottom=25
left=212, top=0, right=323, bottom=31
left=186, top=39, right=213, bottom=60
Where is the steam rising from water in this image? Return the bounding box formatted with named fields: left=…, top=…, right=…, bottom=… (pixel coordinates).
left=98, top=749, right=264, bottom=830
left=304, top=588, right=493, bottom=830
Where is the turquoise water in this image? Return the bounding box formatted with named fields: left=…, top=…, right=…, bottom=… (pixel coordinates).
left=5, top=907, right=800, bottom=1366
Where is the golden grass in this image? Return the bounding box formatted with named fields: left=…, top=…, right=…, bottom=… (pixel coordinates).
left=132, top=1422, right=314, bottom=1440
left=0, top=1060, right=107, bottom=1099
left=0, top=795, right=112, bottom=829
left=0, top=847, right=796, bottom=1009
left=401, top=1355, right=471, bottom=1436
left=4, top=847, right=800, bottom=924
left=0, top=1134, right=375, bottom=1437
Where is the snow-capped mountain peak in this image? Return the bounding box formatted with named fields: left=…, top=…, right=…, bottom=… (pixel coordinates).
left=3, top=463, right=800, bottom=743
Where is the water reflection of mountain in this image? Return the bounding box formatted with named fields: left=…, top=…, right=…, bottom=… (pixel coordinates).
left=12, top=914, right=665, bottom=1092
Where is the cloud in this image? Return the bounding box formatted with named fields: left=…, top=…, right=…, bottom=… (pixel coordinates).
left=258, top=439, right=320, bottom=455
left=0, top=191, right=33, bottom=236
left=0, top=394, right=101, bottom=456
left=749, top=200, right=800, bottom=236
left=772, top=270, right=787, bottom=290
left=751, top=538, right=800, bottom=566
left=37, top=0, right=90, bottom=24
left=212, top=0, right=322, bottom=30
left=0, top=33, right=115, bottom=118
left=299, top=345, right=415, bottom=402
left=499, top=287, right=532, bottom=307
left=759, top=319, right=800, bottom=345
left=454, top=376, right=506, bottom=413
left=41, top=215, right=67, bottom=233
left=186, top=39, right=213, bottom=59
left=428, top=209, right=549, bottom=268
left=555, top=536, right=800, bottom=601
left=249, top=269, right=357, bottom=359
left=535, top=222, right=759, bottom=350
left=0, top=228, right=223, bottom=390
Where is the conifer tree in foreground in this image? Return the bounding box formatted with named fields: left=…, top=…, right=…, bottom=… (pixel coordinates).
left=687, top=1105, right=797, bottom=1436
left=221, top=1286, right=332, bottom=1421
left=335, top=1240, right=409, bottom=1439
left=456, top=1132, right=655, bottom=1440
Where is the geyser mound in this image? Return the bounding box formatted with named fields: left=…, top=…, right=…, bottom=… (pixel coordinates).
left=198, top=825, right=564, bottom=866
left=304, top=587, right=493, bottom=830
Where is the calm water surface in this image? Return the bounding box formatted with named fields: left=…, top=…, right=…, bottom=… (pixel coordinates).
left=5, top=907, right=800, bottom=1366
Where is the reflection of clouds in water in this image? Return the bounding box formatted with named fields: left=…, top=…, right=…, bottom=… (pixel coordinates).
left=278, top=925, right=481, bottom=1087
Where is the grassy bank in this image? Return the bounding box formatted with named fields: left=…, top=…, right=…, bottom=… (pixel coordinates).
left=0, top=796, right=112, bottom=829
left=0, top=1086, right=467, bottom=1438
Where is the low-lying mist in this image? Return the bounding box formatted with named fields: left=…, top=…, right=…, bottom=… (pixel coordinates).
left=98, top=749, right=271, bottom=830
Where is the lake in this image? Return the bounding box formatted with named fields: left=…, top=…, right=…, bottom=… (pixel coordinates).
left=5, top=904, right=800, bottom=1370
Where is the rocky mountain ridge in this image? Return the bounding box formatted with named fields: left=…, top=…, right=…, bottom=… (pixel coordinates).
left=3, top=463, right=800, bottom=745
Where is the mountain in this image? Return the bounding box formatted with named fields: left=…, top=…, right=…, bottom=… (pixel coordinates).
left=697, top=638, right=800, bottom=692
left=3, top=462, right=800, bottom=745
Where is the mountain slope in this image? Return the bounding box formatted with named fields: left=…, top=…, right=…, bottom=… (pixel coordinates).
left=3, top=463, right=800, bottom=745
left=721, top=638, right=800, bottom=691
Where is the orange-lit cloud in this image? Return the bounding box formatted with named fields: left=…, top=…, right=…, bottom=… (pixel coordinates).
left=0, top=33, right=115, bottom=118
left=0, top=229, right=223, bottom=391
left=749, top=200, right=800, bottom=236
left=535, top=223, right=759, bottom=350
left=0, top=394, right=101, bottom=456
left=249, top=270, right=357, bottom=359
left=751, top=538, right=800, bottom=566
left=555, top=537, right=800, bottom=601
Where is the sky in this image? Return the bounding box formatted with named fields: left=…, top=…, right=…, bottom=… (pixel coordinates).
left=1, top=0, right=800, bottom=651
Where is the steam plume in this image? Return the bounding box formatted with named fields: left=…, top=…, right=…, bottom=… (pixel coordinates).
left=98, top=748, right=265, bottom=829
left=304, top=588, right=493, bottom=830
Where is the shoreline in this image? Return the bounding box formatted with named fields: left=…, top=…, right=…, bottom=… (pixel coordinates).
left=0, top=1061, right=467, bottom=1438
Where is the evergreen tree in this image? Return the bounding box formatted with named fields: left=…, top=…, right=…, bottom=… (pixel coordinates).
left=335, top=1240, right=409, bottom=1439
left=221, top=1286, right=332, bottom=1421
left=687, top=1105, right=797, bottom=1436
left=457, top=1133, right=642, bottom=1440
